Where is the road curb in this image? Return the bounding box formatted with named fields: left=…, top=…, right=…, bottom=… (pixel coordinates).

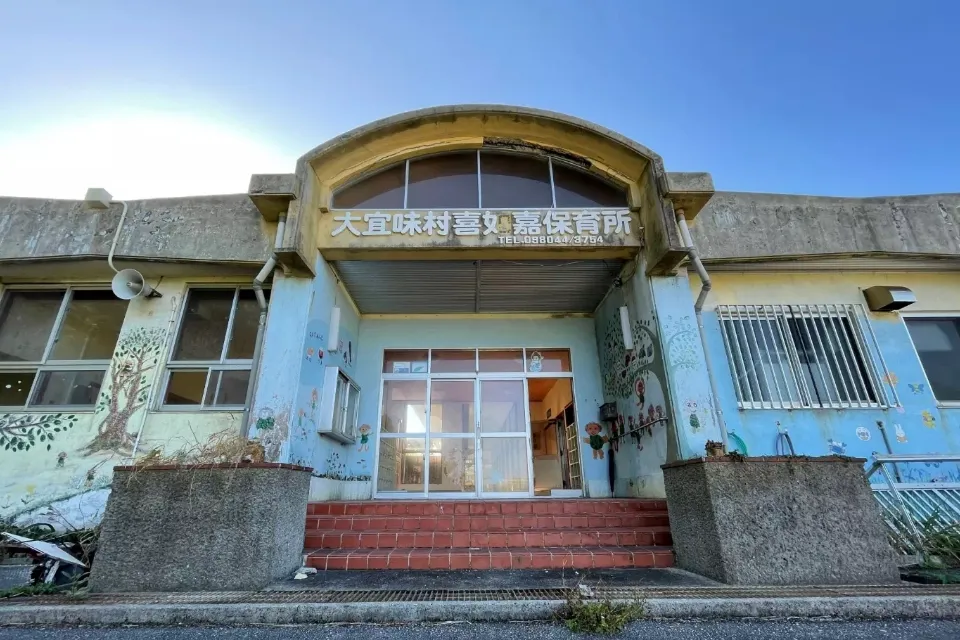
left=1, top=595, right=959, bottom=625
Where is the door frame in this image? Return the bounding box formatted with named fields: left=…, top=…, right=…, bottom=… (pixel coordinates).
left=372, top=348, right=579, bottom=500
left=476, top=377, right=535, bottom=499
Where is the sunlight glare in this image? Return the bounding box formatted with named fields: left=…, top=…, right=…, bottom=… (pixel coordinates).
left=0, top=113, right=294, bottom=200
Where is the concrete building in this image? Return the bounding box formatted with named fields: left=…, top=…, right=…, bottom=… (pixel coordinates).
left=1, top=105, right=958, bottom=571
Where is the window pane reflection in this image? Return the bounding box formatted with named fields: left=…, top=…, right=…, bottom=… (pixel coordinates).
left=333, top=164, right=405, bottom=209
left=407, top=153, right=479, bottom=209
left=480, top=153, right=552, bottom=208
left=381, top=380, right=427, bottom=433
left=377, top=437, right=425, bottom=492
left=552, top=162, right=627, bottom=208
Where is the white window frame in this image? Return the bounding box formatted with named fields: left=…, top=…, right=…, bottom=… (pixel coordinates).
left=0, top=285, right=124, bottom=410
left=901, top=311, right=960, bottom=408
left=717, top=303, right=897, bottom=410
left=159, top=285, right=260, bottom=411
left=373, top=347, right=579, bottom=500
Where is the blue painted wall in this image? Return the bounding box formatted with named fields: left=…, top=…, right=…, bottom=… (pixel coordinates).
left=287, top=255, right=361, bottom=478
left=695, top=271, right=960, bottom=484
left=355, top=317, right=610, bottom=496
left=594, top=260, right=674, bottom=497
left=249, top=253, right=362, bottom=481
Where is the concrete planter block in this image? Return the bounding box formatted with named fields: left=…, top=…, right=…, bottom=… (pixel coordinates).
left=89, top=463, right=311, bottom=593
left=661, top=456, right=900, bottom=585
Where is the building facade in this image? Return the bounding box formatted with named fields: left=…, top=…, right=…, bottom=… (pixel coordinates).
left=2, top=105, right=959, bottom=529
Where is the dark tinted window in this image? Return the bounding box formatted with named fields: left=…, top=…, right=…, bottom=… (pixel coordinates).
left=906, top=318, right=960, bottom=402
left=333, top=164, right=405, bottom=209
left=480, top=153, right=552, bottom=208
left=406, top=153, right=478, bottom=209
left=552, top=162, right=627, bottom=208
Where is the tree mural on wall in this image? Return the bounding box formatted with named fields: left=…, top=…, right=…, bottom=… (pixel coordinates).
left=0, top=413, right=78, bottom=452
left=84, top=327, right=166, bottom=456
left=601, top=313, right=657, bottom=400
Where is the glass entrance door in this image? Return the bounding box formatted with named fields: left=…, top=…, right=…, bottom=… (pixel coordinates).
left=477, top=379, right=533, bottom=497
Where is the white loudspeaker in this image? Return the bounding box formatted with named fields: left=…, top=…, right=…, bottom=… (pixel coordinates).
left=111, top=269, right=161, bottom=300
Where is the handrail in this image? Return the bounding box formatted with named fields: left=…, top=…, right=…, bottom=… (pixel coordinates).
left=867, top=452, right=960, bottom=553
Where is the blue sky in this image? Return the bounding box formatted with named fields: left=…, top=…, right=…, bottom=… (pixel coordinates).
left=0, top=0, right=956, bottom=198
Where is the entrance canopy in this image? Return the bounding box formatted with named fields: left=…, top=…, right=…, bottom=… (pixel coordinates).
left=333, top=258, right=624, bottom=314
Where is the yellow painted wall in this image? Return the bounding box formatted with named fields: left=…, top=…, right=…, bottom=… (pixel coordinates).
left=690, top=271, right=960, bottom=312
left=0, top=276, right=257, bottom=529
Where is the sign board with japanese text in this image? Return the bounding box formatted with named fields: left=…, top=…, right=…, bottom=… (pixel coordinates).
left=317, top=209, right=642, bottom=259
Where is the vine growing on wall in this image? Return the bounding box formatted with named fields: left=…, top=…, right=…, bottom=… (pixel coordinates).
left=84, top=327, right=166, bottom=456
left=0, top=413, right=78, bottom=452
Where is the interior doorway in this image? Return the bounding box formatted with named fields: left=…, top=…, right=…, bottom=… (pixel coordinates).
left=528, top=378, right=583, bottom=497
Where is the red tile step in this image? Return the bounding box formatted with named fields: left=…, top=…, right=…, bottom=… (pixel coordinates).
left=305, top=512, right=670, bottom=532
left=307, top=499, right=667, bottom=517
left=305, top=527, right=672, bottom=550
left=304, top=546, right=674, bottom=571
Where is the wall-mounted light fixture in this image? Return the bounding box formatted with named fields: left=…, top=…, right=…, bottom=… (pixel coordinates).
left=619, top=306, right=634, bottom=350
left=327, top=306, right=341, bottom=352
left=862, top=286, right=917, bottom=312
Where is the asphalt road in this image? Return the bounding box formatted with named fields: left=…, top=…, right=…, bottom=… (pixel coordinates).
left=2, top=621, right=959, bottom=640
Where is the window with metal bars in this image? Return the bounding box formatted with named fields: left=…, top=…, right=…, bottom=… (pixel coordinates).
left=717, top=304, right=889, bottom=409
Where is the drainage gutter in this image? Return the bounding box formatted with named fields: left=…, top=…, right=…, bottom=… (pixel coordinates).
left=675, top=209, right=728, bottom=452
left=242, top=213, right=286, bottom=435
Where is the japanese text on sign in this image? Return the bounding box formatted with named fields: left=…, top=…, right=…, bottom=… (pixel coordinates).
left=330, top=209, right=632, bottom=244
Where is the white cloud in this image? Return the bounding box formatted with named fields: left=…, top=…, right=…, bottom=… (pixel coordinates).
left=0, top=113, right=295, bottom=200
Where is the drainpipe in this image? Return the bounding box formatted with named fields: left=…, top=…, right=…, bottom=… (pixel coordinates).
left=242, top=213, right=286, bottom=436
left=106, top=200, right=129, bottom=273
left=675, top=208, right=728, bottom=453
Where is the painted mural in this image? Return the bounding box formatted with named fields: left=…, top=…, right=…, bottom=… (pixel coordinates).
left=1, top=280, right=261, bottom=530
left=594, top=261, right=674, bottom=498
left=248, top=254, right=372, bottom=500
left=700, top=271, right=960, bottom=484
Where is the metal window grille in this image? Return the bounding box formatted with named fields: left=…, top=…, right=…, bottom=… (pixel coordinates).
left=717, top=304, right=898, bottom=409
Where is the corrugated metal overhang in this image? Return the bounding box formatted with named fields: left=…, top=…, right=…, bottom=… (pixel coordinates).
left=333, top=259, right=624, bottom=314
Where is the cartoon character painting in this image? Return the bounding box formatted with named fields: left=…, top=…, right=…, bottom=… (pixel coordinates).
left=635, top=378, right=645, bottom=407
left=828, top=439, right=847, bottom=455
left=529, top=351, right=543, bottom=373
left=894, top=423, right=908, bottom=443
left=922, top=410, right=937, bottom=429
left=357, top=424, right=371, bottom=452
left=583, top=422, right=608, bottom=460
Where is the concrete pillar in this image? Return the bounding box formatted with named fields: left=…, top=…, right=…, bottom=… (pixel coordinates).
left=648, top=268, right=724, bottom=459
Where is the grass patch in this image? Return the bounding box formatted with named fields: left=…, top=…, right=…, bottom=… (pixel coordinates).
left=0, top=582, right=63, bottom=599
left=555, top=589, right=645, bottom=635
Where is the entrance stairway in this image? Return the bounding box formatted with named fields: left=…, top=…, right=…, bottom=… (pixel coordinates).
left=303, top=499, right=674, bottom=570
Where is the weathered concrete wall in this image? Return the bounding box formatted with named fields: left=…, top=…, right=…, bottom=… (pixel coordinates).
left=248, top=252, right=365, bottom=500
left=594, top=257, right=675, bottom=498
left=692, top=192, right=960, bottom=262
left=662, top=457, right=900, bottom=585
left=0, top=195, right=274, bottom=264
left=1, top=276, right=257, bottom=530
left=90, top=464, right=310, bottom=592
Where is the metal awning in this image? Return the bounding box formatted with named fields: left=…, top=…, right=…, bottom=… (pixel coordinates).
left=332, top=259, right=624, bottom=314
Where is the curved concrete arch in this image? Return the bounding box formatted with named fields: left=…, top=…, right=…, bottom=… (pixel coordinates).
left=298, top=105, right=665, bottom=192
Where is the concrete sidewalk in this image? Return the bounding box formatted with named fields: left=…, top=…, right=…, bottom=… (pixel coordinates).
left=2, top=576, right=960, bottom=625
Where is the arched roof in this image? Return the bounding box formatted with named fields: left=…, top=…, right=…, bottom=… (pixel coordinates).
left=298, top=105, right=664, bottom=193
